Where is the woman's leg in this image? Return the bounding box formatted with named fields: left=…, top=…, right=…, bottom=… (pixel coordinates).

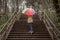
left=28, top=16, right=33, bottom=33
left=29, top=23, right=33, bottom=31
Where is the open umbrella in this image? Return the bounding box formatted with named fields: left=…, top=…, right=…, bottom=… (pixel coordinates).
left=22, top=8, right=34, bottom=16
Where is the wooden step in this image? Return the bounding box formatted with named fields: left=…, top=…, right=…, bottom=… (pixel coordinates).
left=7, top=38, right=52, bottom=40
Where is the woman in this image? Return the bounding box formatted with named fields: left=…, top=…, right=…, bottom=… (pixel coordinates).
left=22, top=6, right=35, bottom=34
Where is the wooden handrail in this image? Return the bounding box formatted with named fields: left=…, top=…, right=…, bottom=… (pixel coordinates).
left=0, top=12, right=16, bottom=40
left=0, top=13, right=15, bottom=33
left=45, top=14, right=59, bottom=33
left=0, top=11, right=22, bottom=40
left=44, top=13, right=60, bottom=40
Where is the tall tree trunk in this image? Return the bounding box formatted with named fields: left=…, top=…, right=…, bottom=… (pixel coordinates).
left=4, top=0, right=7, bottom=13
left=16, top=0, right=18, bottom=12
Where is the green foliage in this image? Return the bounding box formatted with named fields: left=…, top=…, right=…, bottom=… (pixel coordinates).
left=58, top=23, right=60, bottom=26
left=0, top=13, right=13, bottom=30
left=0, top=14, right=7, bottom=25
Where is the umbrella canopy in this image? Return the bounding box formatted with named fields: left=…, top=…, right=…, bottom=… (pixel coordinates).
left=25, top=8, right=34, bottom=16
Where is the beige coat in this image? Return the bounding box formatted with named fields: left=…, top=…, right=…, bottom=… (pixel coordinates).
left=27, top=16, right=33, bottom=23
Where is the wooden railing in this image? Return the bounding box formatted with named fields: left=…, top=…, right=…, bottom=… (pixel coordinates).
left=38, top=9, right=60, bottom=40
left=43, top=13, right=60, bottom=40
left=0, top=12, right=17, bottom=40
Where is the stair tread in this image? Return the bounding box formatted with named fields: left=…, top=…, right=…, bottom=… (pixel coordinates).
left=9, top=33, right=50, bottom=36
left=8, top=36, right=51, bottom=38
left=7, top=38, right=51, bottom=39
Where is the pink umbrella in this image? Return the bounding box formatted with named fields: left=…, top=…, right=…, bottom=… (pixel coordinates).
left=25, top=8, right=34, bottom=16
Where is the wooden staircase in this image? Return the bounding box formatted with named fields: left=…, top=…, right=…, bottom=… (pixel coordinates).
left=6, top=14, right=52, bottom=40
